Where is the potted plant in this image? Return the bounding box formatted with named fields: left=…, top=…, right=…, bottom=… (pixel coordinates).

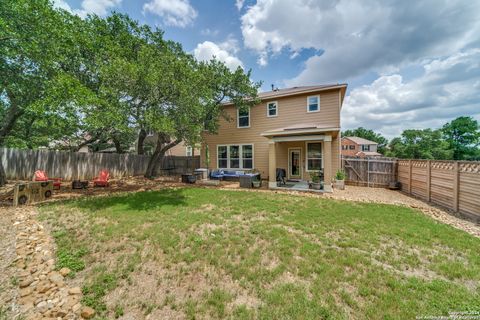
left=334, top=169, right=346, bottom=190
left=251, top=169, right=262, bottom=188
left=309, top=170, right=322, bottom=190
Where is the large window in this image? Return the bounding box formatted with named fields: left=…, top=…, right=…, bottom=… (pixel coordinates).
left=361, top=144, right=370, bottom=151
left=306, top=142, right=322, bottom=171
left=237, top=108, right=250, bottom=128
left=218, top=146, right=228, bottom=168
left=307, top=95, right=320, bottom=112
left=349, top=145, right=355, bottom=150
left=267, top=101, right=278, bottom=117
left=217, top=144, right=253, bottom=169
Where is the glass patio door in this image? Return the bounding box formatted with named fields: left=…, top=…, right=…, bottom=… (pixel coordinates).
left=288, top=148, right=302, bottom=180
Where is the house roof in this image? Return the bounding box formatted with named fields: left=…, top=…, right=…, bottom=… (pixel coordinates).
left=355, top=151, right=382, bottom=157
left=343, top=136, right=378, bottom=145
left=261, top=123, right=340, bottom=137
left=222, top=83, right=348, bottom=106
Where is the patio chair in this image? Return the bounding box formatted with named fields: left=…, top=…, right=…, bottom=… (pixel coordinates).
left=34, top=170, right=62, bottom=190
left=93, top=169, right=110, bottom=187
left=276, top=168, right=286, bottom=185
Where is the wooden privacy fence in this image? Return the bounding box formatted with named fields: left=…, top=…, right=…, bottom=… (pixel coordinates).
left=398, top=160, right=480, bottom=221
left=0, top=147, right=200, bottom=181
left=342, top=157, right=397, bottom=187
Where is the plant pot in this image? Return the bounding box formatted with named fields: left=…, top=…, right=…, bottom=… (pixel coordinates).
left=335, top=179, right=345, bottom=190
left=310, top=182, right=322, bottom=190
left=252, top=180, right=261, bottom=188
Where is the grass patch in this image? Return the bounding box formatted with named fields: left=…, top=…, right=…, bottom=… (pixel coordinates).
left=39, top=188, right=480, bottom=319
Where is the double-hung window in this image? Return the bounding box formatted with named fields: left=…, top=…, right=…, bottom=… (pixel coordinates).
left=237, top=108, right=250, bottom=128
left=218, top=146, right=228, bottom=168
left=217, top=144, right=253, bottom=169
left=361, top=144, right=370, bottom=151
left=267, top=101, right=278, bottom=117
left=306, top=142, right=322, bottom=171
left=186, top=146, right=193, bottom=157
left=307, top=95, right=320, bottom=112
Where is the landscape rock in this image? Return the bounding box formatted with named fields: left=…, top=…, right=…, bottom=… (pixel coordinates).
left=80, top=306, right=96, bottom=319
left=59, top=267, right=71, bottom=277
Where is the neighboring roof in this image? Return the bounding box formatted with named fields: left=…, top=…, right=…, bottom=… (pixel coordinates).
left=261, top=123, right=340, bottom=137
left=222, top=84, right=348, bottom=106
left=356, top=151, right=382, bottom=157
left=343, top=136, right=378, bottom=145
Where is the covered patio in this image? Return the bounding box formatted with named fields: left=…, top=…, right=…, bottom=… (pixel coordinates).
left=261, top=124, right=341, bottom=193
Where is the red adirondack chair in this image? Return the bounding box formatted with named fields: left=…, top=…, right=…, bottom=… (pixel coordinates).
left=93, top=169, right=110, bottom=187
left=34, top=170, right=62, bottom=189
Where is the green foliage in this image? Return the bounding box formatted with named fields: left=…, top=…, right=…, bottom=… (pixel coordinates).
left=342, top=127, right=389, bottom=154
left=441, top=116, right=480, bottom=160
left=52, top=229, right=88, bottom=274
left=386, top=129, right=453, bottom=159
left=335, top=169, right=346, bottom=180
left=82, top=267, right=118, bottom=313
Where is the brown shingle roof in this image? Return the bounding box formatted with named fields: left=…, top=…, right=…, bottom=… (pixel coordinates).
left=223, top=83, right=347, bottom=105
left=344, top=136, right=378, bottom=145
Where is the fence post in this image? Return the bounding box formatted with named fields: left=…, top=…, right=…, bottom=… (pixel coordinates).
left=408, top=159, right=412, bottom=195
left=426, top=160, right=431, bottom=202
left=453, top=162, right=459, bottom=212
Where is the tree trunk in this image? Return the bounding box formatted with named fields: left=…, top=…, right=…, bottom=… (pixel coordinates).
left=137, top=128, right=147, bottom=155
left=144, top=134, right=181, bottom=178
left=0, top=158, right=6, bottom=187
left=112, top=135, right=124, bottom=154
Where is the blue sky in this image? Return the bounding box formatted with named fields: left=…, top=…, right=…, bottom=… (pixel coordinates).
left=54, top=0, right=480, bottom=138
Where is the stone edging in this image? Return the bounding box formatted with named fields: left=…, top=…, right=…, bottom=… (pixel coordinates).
left=14, top=207, right=95, bottom=320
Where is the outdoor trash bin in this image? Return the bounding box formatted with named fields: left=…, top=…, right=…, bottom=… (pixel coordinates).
left=239, top=173, right=261, bottom=188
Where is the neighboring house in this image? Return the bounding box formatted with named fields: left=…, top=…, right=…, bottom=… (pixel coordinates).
left=142, top=132, right=200, bottom=156
left=201, top=84, right=347, bottom=192
left=341, top=136, right=382, bottom=157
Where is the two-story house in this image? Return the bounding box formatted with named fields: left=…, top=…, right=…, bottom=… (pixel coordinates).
left=341, top=136, right=381, bottom=158
left=200, top=84, right=347, bottom=192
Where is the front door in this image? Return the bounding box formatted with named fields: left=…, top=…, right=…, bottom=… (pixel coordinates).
left=288, top=148, right=302, bottom=180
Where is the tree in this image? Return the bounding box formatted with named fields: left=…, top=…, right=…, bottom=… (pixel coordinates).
left=386, top=129, right=452, bottom=159
left=0, top=0, right=93, bottom=185
left=441, top=116, right=480, bottom=160
left=342, top=127, right=388, bottom=154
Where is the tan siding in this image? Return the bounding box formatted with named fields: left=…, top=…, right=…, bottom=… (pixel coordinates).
left=202, top=89, right=342, bottom=179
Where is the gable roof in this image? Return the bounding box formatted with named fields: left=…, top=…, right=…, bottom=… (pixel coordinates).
left=343, top=136, right=378, bottom=145
left=222, top=83, right=348, bottom=106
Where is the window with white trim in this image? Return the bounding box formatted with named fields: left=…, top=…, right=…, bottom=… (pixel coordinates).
left=237, top=108, right=250, bottom=128
left=186, top=146, right=193, bottom=157
left=267, top=101, right=277, bottom=117
left=217, top=144, right=253, bottom=169
left=307, top=95, right=320, bottom=112
left=218, top=146, right=228, bottom=168
left=306, top=142, right=322, bottom=171
left=361, top=144, right=370, bottom=151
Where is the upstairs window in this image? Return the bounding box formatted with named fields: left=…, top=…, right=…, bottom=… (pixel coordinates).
left=349, top=145, right=355, bottom=150
left=186, top=146, right=193, bottom=157
left=267, top=101, right=278, bottom=117
left=237, top=108, right=250, bottom=128
left=362, top=144, right=371, bottom=151
left=307, top=95, right=320, bottom=112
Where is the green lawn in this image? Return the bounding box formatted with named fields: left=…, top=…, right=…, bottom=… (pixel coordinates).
left=39, top=188, right=480, bottom=319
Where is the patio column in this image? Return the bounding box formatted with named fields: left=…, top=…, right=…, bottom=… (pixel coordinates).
left=268, top=141, right=277, bottom=188
left=323, top=137, right=333, bottom=192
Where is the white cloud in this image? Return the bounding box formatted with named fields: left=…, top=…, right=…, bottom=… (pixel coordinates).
left=143, top=0, right=197, bottom=28
left=241, top=0, right=480, bottom=81
left=201, top=28, right=219, bottom=37
left=193, top=40, right=243, bottom=71
left=235, top=0, right=245, bottom=11
left=342, top=49, right=480, bottom=138
left=53, top=0, right=121, bottom=18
